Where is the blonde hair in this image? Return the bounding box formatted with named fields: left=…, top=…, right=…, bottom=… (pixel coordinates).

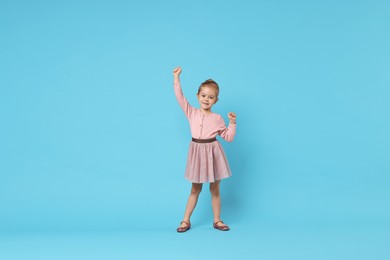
left=197, top=79, right=219, bottom=97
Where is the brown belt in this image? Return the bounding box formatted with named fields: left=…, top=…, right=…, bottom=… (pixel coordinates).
left=192, top=137, right=217, bottom=143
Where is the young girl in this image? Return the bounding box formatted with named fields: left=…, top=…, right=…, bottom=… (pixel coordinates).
left=173, top=67, right=237, bottom=232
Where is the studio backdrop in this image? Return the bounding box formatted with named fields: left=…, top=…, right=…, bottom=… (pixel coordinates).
left=1, top=0, right=389, bottom=231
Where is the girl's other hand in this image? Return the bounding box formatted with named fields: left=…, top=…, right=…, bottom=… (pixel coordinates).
left=228, top=112, right=236, bottom=123
left=173, top=67, right=182, bottom=77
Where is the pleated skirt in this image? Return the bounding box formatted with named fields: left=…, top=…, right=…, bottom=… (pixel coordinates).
left=185, top=140, right=232, bottom=183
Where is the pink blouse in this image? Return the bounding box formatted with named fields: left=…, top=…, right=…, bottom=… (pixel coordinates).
left=174, top=81, right=236, bottom=142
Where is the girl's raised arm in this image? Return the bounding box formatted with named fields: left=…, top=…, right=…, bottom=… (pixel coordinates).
left=173, top=67, right=193, bottom=119
left=173, top=67, right=182, bottom=79
left=218, top=114, right=236, bottom=142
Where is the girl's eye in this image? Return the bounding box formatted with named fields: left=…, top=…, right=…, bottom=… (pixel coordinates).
left=201, top=95, right=206, bottom=97
left=210, top=97, right=214, bottom=99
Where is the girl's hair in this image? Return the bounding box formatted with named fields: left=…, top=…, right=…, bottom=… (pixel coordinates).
left=197, top=79, right=220, bottom=97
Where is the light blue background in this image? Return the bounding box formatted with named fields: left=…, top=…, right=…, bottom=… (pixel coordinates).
left=1, top=0, right=389, bottom=259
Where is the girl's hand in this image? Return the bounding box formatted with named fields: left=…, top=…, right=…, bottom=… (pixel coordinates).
left=173, top=67, right=182, bottom=77
left=228, top=112, right=236, bottom=124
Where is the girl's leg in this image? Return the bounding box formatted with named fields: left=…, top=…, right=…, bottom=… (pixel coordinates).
left=179, top=183, right=203, bottom=228
left=210, top=180, right=229, bottom=229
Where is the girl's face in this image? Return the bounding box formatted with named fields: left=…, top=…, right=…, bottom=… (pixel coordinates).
left=197, top=87, right=218, bottom=112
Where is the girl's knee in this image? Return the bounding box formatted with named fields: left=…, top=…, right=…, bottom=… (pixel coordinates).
left=209, top=183, right=220, bottom=196
left=191, top=184, right=202, bottom=195
left=210, top=189, right=220, bottom=197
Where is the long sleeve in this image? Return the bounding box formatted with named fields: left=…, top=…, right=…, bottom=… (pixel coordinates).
left=173, top=80, right=193, bottom=119
left=217, top=115, right=236, bottom=142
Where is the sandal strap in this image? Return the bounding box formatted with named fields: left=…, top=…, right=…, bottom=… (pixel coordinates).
left=214, top=220, right=224, bottom=225
left=180, top=220, right=190, bottom=227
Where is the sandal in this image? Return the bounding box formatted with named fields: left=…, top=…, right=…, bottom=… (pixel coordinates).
left=213, top=220, right=230, bottom=231
left=177, top=220, right=191, bottom=233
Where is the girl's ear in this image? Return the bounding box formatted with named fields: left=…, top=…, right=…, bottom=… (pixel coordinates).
left=215, top=97, right=219, bottom=104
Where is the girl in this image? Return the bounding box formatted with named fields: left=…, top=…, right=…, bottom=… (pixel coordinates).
left=173, top=67, right=237, bottom=232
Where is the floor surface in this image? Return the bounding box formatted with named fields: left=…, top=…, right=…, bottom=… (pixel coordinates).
left=1, top=221, right=388, bottom=260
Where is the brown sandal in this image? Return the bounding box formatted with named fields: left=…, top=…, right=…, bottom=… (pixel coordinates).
left=213, top=220, right=230, bottom=231
left=177, top=220, right=191, bottom=233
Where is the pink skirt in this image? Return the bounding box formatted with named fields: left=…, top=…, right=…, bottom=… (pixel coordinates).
left=185, top=140, right=232, bottom=183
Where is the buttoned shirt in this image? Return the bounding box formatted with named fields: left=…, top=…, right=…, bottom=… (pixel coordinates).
left=174, top=81, right=236, bottom=142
